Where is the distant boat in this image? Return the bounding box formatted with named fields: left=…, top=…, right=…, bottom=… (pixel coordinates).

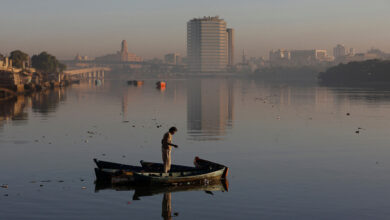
left=127, top=80, right=144, bottom=86
left=156, top=81, right=166, bottom=89
left=93, top=157, right=229, bottom=185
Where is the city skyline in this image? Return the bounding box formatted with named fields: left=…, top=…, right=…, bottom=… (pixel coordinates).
left=0, top=0, right=389, bottom=60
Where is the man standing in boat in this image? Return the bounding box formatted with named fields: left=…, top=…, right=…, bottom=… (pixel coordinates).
left=161, top=127, right=178, bottom=173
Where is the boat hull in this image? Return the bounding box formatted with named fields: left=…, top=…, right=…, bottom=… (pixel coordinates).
left=93, top=157, right=228, bottom=186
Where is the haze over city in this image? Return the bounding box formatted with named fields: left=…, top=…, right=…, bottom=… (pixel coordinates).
left=1, top=0, right=389, bottom=60
left=3, top=1, right=390, bottom=219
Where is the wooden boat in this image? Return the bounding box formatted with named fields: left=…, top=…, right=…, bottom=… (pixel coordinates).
left=93, top=157, right=228, bottom=185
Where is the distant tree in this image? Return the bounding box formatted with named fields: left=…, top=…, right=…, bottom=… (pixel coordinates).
left=319, top=59, right=390, bottom=85
left=31, top=52, right=66, bottom=73
left=9, top=50, right=29, bottom=68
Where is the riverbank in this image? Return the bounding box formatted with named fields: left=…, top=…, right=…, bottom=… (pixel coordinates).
left=0, top=69, right=76, bottom=99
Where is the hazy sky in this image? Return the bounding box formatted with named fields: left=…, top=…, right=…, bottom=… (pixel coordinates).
left=0, top=0, right=389, bottom=60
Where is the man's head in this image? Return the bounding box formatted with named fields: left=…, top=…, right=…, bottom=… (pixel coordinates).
left=169, top=126, right=178, bottom=135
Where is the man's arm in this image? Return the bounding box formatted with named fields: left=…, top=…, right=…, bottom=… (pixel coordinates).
left=168, top=143, right=178, bottom=148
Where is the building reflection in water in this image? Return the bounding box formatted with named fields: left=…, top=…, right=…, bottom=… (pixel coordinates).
left=0, top=88, right=66, bottom=129
left=0, top=95, right=29, bottom=123
left=187, top=79, right=234, bottom=141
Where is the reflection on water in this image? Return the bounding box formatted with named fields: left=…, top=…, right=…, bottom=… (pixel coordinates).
left=0, top=88, right=66, bottom=129
left=3, top=78, right=390, bottom=219
left=95, top=179, right=228, bottom=220
left=187, top=79, right=234, bottom=140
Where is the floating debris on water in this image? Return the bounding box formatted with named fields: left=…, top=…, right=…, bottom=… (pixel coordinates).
left=346, top=113, right=350, bottom=116
left=82, top=187, right=86, bottom=190
left=1, top=184, right=8, bottom=188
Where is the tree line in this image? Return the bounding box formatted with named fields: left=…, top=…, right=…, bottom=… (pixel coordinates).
left=2, top=50, right=66, bottom=73
left=319, top=59, right=390, bottom=85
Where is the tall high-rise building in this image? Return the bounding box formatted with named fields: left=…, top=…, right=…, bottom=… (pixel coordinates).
left=226, top=28, right=234, bottom=66
left=187, top=16, right=233, bottom=73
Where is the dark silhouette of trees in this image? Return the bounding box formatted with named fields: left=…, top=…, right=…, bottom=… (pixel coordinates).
left=9, top=50, right=29, bottom=68
left=319, top=59, right=390, bottom=85
left=31, top=52, right=66, bottom=73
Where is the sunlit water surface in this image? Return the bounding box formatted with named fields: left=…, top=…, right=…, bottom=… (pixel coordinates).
left=1, top=77, right=390, bottom=219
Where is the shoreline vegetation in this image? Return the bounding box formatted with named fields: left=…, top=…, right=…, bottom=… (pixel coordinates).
left=0, top=51, right=72, bottom=99
left=252, top=65, right=328, bottom=82
left=319, top=59, right=390, bottom=86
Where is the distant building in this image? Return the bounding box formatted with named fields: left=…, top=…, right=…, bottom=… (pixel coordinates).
left=333, top=44, right=347, bottom=59
left=270, top=49, right=332, bottom=66
left=269, top=49, right=290, bottom=65
left=95, top=40, right=143, bottom=64
left=164, top=53, right=182, bottom=65
left=349, top=48, right=355, bottom=56
left=187, top=16, right=233, bottom=73
left=74, top=54, right=89, bottom=61
left=227, top=28, right=235, bottom=66
left=290, top=49, right=332, bottom=65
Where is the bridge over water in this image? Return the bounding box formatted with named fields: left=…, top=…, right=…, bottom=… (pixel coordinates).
left=64, top=67, right=111, bottom=79
left=63, top=60, right=185, bottom=67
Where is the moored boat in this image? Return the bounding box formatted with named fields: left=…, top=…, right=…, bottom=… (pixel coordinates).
left=156, top=81, right=166, bottom=89
left=93, top=157, right=228, bottom=185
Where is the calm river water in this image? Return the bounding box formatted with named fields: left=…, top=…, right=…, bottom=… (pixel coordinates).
left=1, top=77, right=390, bottom=219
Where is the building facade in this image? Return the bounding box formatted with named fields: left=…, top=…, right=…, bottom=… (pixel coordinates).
left=95, top=40, right=143, bottom=63
left=187, top=16, right=233, bottom=73
left=226, top=28, right=235, bottom=66
left=164, top=53, right=182, bottom=65
left=270, top=49, right=332, bottom=66
left=333, top=44, right=347, bottom=59
left=269, top=49, right=291, bottom=66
